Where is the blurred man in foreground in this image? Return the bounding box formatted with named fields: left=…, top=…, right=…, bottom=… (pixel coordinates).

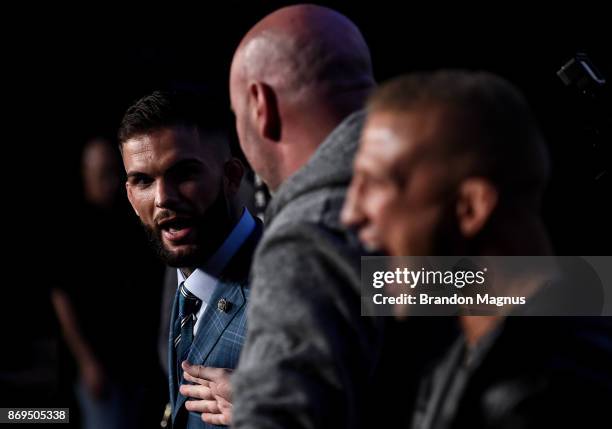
left=342, top=70, right=612, bottom=428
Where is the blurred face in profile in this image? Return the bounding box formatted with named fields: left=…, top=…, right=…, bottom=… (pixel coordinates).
left=341, top=107, right=461, bottom=256
left=82, top=139, right=122, bottom=209
left=122, top=125, right=239, bottom=267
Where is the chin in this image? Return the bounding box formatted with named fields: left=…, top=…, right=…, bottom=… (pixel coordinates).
left=387, top=244, right=408, bottom=257
left=162, top=245, right=202, bottom=268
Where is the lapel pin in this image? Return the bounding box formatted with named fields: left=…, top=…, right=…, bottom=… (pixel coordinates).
left=217, top=298, right=231, bottom=313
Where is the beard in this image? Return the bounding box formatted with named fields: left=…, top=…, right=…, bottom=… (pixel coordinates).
left=141, top=185, right=234, bottom=268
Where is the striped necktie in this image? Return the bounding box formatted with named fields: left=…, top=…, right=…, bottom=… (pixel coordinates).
left=173, top=282, right=202, bottom=367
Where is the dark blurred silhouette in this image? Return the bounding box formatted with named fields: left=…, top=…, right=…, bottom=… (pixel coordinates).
left=52, top=137, right=165, bottom=429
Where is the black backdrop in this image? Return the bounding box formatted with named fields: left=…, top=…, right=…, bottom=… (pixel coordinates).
left=34, top=0, right=609, bottom=253
left=3, top=0, right=610, bottom=410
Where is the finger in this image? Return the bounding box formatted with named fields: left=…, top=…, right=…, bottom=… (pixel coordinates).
left=179, top=384, right=212, bottom=400
left=184, top=399, right=220, bottom=414
left=196, top=366, right=233, bottom=382
left=182, top=362, right=223, bottom=383
left=217, top=397, right=232, bottom=409
left=202, top=412, right=230, bottom=426
left=183, top=370, right=210, bottom=386
left=181, top=361, right=206, bottom=379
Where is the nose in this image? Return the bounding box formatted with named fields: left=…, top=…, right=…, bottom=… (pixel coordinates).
left=155, top=178, right=180, bottom=209
left=341, top=179, right=365, bottom=228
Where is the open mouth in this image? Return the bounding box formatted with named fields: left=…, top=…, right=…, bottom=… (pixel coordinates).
left=158, top=217, right=196, bottom=243
left=359, top=230, right=385, bottom=254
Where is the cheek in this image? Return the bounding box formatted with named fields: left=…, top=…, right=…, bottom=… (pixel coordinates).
left=371, top=188, right=435, bottom=253
left=183, top=179, right=220, bottom=212
left=368, top=190, right=404, bottom=232
left=235, top=121, right=245, bottom=149
left=236, top=115, right=251, bottom=150
left=243, top=141, right=258, bottom=167
left=243, top=118, right=269, bottom=167
left=129, top=189, right=155, bottom=222
left=363, top=190, right=392, bottom=219
left=242, top=129, right=261, bottom=169
left=382, top=201, right=413, bottom=251
left=398, top=204, right=447, bottom=255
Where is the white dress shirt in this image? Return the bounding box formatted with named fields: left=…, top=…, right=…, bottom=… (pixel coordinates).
left=177, top=208, right=255, bottom=335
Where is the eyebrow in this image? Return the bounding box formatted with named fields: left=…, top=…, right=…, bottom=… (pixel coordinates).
left=168, top=158, right=204, bottom=172
left=126, top=171, right=148, bottom=180
left=126, top=158, right=204, bottom=179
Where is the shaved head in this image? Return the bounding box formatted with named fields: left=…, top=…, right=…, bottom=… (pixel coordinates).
left=230, top=4, right=374, bottom=189
left=232, top=4, right=374, bottom=100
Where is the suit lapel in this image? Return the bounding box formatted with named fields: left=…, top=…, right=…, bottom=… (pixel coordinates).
left=173, top=281, right=246, bottom=419
left=168, top=282, right=180, bottom=411
left=172, top=219, right=262, bottom=421
left=188, top=281, right=246, bottom=363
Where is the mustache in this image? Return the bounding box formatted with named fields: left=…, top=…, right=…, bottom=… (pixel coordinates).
left=153, top=210, right=191, bottom=227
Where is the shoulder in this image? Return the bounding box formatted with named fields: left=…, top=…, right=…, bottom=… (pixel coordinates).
left=263, top=185, right=349, bottom=248
left=256, top=215, right=360, bottom=282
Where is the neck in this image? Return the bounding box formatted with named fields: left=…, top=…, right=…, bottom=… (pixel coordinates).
left=459, top=315, right=502, bottom=348
left=274, top=138, right=321, bottom=189
left=459, top=210, right=553, bottom=348
left=180, top=267, right=194, bottom=279
left=275, top=88, right=371, bottom=190
left=476, top=208, right=553, bottom=257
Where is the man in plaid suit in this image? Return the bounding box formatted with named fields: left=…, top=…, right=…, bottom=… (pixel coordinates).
left=119, top=90, right=262, bottom=428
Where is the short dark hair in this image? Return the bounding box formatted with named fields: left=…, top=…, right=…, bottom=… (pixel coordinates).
left=118, top=90, right=241, bottom=161
left=368, top=70, right=551, bottom=204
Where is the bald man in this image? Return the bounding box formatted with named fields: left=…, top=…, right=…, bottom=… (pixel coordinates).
left=179, top=4, right=387, bottom=428
left=231, top=6, right=385, bottom=428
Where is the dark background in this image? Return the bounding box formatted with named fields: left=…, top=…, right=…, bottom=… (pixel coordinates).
left=3, top=0, right=610, bottom=416
left=37, top=0, right=610, bottom=253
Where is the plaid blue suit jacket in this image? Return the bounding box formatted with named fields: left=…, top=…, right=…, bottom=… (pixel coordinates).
left=169, top=220, right=262, bottom=428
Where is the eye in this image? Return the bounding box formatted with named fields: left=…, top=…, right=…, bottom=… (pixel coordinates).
left=130, top=174, right=153, bottom=187
left=363, top=173, right=387, bottom=189
left=174, top=165, right=201, bottom=182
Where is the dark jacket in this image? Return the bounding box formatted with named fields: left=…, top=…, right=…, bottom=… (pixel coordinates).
left=412, top=316, right=612, bottom=429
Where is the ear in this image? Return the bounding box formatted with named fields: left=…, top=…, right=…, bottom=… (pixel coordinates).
left=223, top=157, right=245, bottom=195
left=248, top=81, right=281, bottom=141
left=125, top=182, right=140, bottom=217
left=455, top=178, right=498, bottom=238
